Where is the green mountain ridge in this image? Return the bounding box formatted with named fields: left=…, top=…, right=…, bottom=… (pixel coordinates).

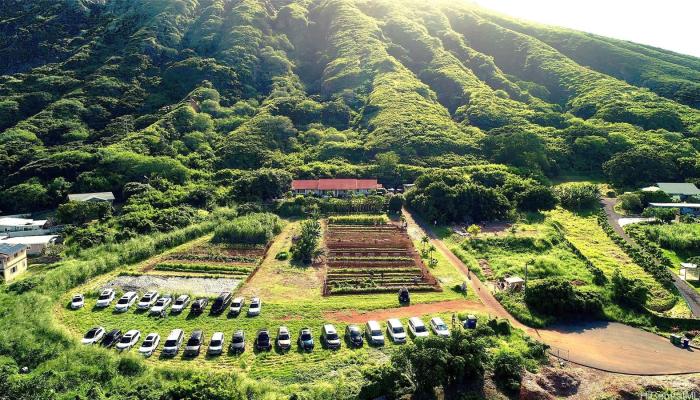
left=1, top=0, right=700, bottom=212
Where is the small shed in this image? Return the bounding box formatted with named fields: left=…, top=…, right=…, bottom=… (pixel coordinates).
left=656, top=183, right=700, bottom=201
left=680, top=263, right=700, bottom=281
left=504, top=276, right=525, bottom=291
left=67, top=192, right=115, bottom=203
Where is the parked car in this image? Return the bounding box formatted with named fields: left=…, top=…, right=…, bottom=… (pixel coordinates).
left=398, top=287, right=410, bottom=304
left=208, top=332, right=225, bottom=355
left=276, top=326, right=292, bottom=351
left=184, top=330, right=204, bottom=357
left=365, top=320, right=385, bottom=346
left=191, top=298, right=209, bottom=315
left=229, top=330, right=245, bottom=353
left=171, top=295, right=190, bottom=313
left=430, top=317, right=450, bottom=338
left=162, top=329, right=184, bottom=356
left=150, top=295, right=172, bottom=315
left=70, top=294, right=84, bottom=309
left=298, top=328, right=314, bottom=352
left=138, top=333, right=160, bottom=357
left=100, top=329, right=123, bottom=348
left=95, top=289, right=115, bottom=308
left=81, top=326, right=105, bottom=345
left=114, top=291, right=137, bottom=313
left=387, top=319, right=407, bottom=344
left=408, top=317, right=430, bottom=338
left=211, top=291, right=232, bottom=314
left=255, top=328, right=272, bottom=351
left=137, top=291, right=159, bottom=310
left=321, top=324, right=341, bottom=350
left=116, top=329, right=141, bottom=351
left=229, top=297, right=245, bottom=316
left=247, top=297, right=261, bottom=316
left=345, top=324, right=364, bottom=348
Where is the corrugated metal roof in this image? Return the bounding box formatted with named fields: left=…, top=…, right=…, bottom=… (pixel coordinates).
left=0, top=243, right=28, bottom=255
left=656, top=183, right=700, bottom=196
left=292, top=179, right=381, bottom=191
left=67, top=192, right=115, bottom=201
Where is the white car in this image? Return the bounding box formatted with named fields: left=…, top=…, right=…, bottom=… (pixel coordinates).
left=207, top=332, right=225, bottom=355
left=114, top=291, right=138, bottom=312
left=116, top=330, right=141, bottom=351
left=95, top=289, right=116, bottom=308
left=150, top=295, right=172, bottom=315
left=171, top=295, right=190, bottom=313
left=70, top=294, right=84, bottom=309
left=162, top=329, right=184, bottom=356
left=81, top=326, right=105, bottom=345
left=229, top=297, right=245, bottom=315
left=386, top=319, right=407, bottom=344
left=277, top=326, right=291, bottom=351
left=408, top=317, right=430, bottom=338
left=138, top=333, right=161, bottom=357
left=430, top=317, right=451, bottom=338
left=247, top=297, right=261, bottom=316
left=137, top=291, right=159, bottom=310
left=365, top=320, right=385, bottom=346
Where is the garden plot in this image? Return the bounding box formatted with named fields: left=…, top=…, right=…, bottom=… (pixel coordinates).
left=106, top=275, right=241, bottom=296
left=324, top=222, right=440, bottom=295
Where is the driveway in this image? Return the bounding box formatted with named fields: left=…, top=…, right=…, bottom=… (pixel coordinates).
left=403, top=208, right=700, bottom=375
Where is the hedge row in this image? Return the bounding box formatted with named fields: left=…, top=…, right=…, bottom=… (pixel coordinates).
left=168, top=253, right=259, bottom=264
left=154, top=262, right=254, bottom=275
left=596, top=210, right=673, bottom=287
left=327, top=215, right=389, bottom=225
left=549, top=222, right=607, bottom=285
left=624, top=224, right=675, bottom=268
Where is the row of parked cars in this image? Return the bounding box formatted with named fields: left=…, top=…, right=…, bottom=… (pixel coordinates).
left=81, top=316, right=454, bottom=357
left=71, top=290, right=262, bottom=317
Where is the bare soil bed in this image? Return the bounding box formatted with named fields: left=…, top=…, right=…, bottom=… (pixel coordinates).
left=323, top=222, right=440, bottom=295
left=105, top=275, right=241, bottom=296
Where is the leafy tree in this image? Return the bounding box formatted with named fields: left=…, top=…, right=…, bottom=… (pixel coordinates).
left=554, top=182, right=600, bottom=211
left=611, top=269, right=648, bottom=308
left=493, top=350, right=524, bottom=392
left=618, top=192, right=643, bottom=213
left=603, top=148, right=678, bottom=186
left=0, top=180, right=49, bottom=213
left=56, top=201, right=112, bottom=225
left=467, top=224, right=481, bottom=238
left=290, top=219, right=322, bottom=264
left=387, top=194, right=404, bottom=214
left=642, top=207, right=676, bottom=223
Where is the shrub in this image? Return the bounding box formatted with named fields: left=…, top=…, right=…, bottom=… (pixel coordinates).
left=328, top=215, right=388, bottom=225
left=642, top=207, right=677, bottom=223
left=56, top=201, right=112, bottom=225
left=611, top=269, right=649, bottom=308
left=493, top=350, right=524, bottom=392
left=388, top=194, right=404, bottom=214
left=524, top=277, right=603, bottom=317
left=554, top=182, right=600, bottom=211
left=290, top=219, right=322, bottom=264
left=212, top=213, right=282, bottom=245
left=618, top=193, right=643, bottom=213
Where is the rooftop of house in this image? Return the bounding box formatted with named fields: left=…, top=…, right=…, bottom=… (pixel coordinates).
left=0, top=243, right=28, bottom=256
left=649, top=202, right=700, bottom=209
left=504, top=276, right=525, bottom=284
left=656, top=183, right=700, bottom=196
left=0, top=217, right=48, bottom=227
left=67, top=192, right=115, bottom=202
left=292, top=179, right=382, bottom=191
left=0, top=235, right=58, bottom=245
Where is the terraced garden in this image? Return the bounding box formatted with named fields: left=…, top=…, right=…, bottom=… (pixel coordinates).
left=324, top=221, right=440, bottom=295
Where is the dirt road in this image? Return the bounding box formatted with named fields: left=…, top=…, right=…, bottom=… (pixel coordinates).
left=326, top=299, right=490, bottom=323
left=403, top=209, right=700, bottom=375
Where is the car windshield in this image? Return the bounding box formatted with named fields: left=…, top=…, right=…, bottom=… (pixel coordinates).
left=436, top=323, right=447, bottom=331
left=175, top=299, right=184, bottom=305
left=85, top=329, right=97, bottom=338
left=259, top=333, right=269, bottom=340
left=301, top=333, right=311, bottom=340
left=73, top=296, right=81, bottom=301
left=143, top=340, right=153, bottom=347
left=98, top=293, right=110, bottom=300
left=415, top=325, right=427, bottom=332
left=233, top=335, right=243, bottom=343
left=187, top=337, right=200, bottom=346
left=327, top=333, right=338, bottom=340
left=392, top=326, right=404, bottom=334
left=232, top=302, right=240, bottom=307
left=371, top=330, right=381, bottom=336
left=164, top=339, right=177, bottom=347
left=210, top=339, right=222, bottom=346
left=120, top=336, right=132, bottom=343
left=278, top=333, right=289, bottom=340
left=250, top=303, right=259, bottom=308
left=350, top=330, right=360, bottom=337
left=117, top=298, right=128, bottom=304
left=155, top=299, right=165, bottom=305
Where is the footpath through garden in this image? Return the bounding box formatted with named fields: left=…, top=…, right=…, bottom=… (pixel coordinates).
left=601, top=198, right=700, bottom=317
left=402, top=209, right=700, bottom=375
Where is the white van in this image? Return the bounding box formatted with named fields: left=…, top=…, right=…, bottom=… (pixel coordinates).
left=162, top=329, right=184, bottom=356
left=365, top=320, right=385, bottom=346
left=386, top=319, right=407, bottom=344
left=114, top=291, right=137, bottom=313
left=408, top=317, right=430, bottom=338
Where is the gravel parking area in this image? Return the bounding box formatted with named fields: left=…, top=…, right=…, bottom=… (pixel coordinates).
left=105, top=275, right=241, bottom=296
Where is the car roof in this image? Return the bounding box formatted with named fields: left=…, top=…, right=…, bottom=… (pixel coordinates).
left=233, top=296, right=244, bottom=301
left=366, top=320, right=381, bottom=328
left=122, top=291, right=136, bottom=296
left=145, top=290, right=157, bottom=295
left=108, top=329, right=121, bottom=334
left=251, top=297, right=260, bottom=301
left=211, top=332, right=224, bottom=339
left=431, top=317, right=445, bottom=324
left=347, top=324, right=360, bottom=331
left=191, top=330, right=203, bottom=337
left=168, top=329, right=183, bottom=338
left=88, top=326, right=102, bottom=332
left=101, top=288, right=113, bottom=293
left=177, top=294, right=189, bottom=299
left=409, top=317, right=424, bottom=325
left=73, top=294, right=83, bottom=298
left=323, top=324, right=336, bottom=332
left=233, top=330, right=244, bottom=336
left=145, top=333, right=158, bottom=339
left=125, top=329, right=139, bottom=336
left=387, top=318, right=402, bottom=325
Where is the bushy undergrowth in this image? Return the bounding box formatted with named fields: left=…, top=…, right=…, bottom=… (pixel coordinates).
left=328, top=214, right=389, bottom=225
left=211, top=212, right=282, bottom=245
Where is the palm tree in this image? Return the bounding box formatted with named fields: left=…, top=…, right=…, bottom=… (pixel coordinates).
left=428, top=244, right=436, bottom=265
left=421, top=235, right=430, bottom=253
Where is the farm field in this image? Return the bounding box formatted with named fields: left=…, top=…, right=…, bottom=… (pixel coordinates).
left=323, top=218, right=440, bottom=295
left=54, top=217, right=487, bottom=388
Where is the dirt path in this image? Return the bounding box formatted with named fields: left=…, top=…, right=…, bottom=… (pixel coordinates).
left=403, top=208, right=700, bottom=375
left=601, top=198, right=700, bottom=317
left=325, top=299, right=489, bottom=323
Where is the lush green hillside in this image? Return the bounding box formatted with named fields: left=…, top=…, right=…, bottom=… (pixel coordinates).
left=2, top=0, right=700, bottom=214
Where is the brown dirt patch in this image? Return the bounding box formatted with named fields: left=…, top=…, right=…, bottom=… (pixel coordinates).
left=324, top=299, right=488, bottom=323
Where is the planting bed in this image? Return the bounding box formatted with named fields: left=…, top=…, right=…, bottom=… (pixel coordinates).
left=324, top=222, right=440, bottom=295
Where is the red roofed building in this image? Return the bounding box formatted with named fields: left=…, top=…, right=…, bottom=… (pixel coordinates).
left=291, top=179, right=383, bottom=196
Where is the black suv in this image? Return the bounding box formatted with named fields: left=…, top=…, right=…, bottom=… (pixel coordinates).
left=255, top=328, right=272, bottom=351
left=345, top=325, right=364, bottom=348
left=191, top=298, right=209, bottom=315
left=184, top=330, right=204, bottom=357
left=100, top=329, right=123, bottom=348
left=211, top=291, right=232, bottom=314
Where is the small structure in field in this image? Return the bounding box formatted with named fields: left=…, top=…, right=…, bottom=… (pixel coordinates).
left=680, top=263, right=700, bottom=282
left=504, top=276, right=525, bottom=291
left=67, top=192, right=115, bottom=203
left=648, top=202, right=700, bottom=217
left=0, top=243, right=28, bottom=282
left=291, top=179, right=382, bottom=197
left=654, top=183, right=700, bottom=201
